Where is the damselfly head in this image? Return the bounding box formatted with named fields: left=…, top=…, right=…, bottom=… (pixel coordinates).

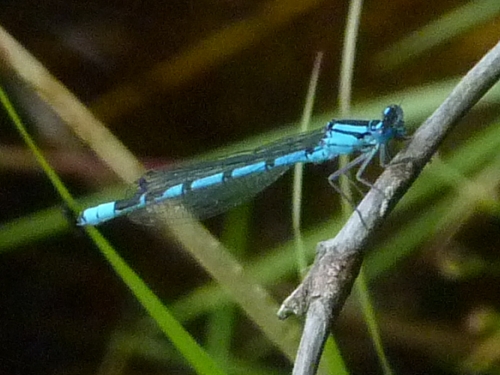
left=382, top=105, right=406, bottom=139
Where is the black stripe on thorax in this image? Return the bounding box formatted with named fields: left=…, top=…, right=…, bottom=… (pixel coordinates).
left=331, top=128, right=370, bottom=139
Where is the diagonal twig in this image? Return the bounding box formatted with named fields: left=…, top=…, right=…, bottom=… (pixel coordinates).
left=278, top=39, right=500, bottom=375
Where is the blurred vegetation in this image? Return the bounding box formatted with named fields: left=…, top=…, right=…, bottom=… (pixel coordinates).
left=1, top=1, right=500, bottom=374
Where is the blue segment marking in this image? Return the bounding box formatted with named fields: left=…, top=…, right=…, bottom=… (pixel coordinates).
left=162, top=184, right=183, bottom=199
left=77, top=105, right=406, bottom=226
left=231, top=162, right=267, bottom=178
left=189, top=172, right=224, bottom=190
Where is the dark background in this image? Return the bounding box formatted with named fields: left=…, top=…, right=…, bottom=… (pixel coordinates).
left=1, top=1, right=500, bottom=374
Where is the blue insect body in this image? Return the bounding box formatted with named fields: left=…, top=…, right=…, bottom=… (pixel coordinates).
left=77, top=105, right=405, bottom=226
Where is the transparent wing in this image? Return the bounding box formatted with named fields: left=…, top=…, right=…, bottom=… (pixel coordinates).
left=139, top=127, right=325, bottom=192
left=128, top=165, right=290, bottom=225
left=124, top=127, right=326, bottom=224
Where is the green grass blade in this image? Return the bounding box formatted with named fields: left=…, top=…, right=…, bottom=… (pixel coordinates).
left=0, top=85, right=227, bottom=375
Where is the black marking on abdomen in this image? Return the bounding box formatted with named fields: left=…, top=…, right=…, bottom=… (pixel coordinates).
left=265, top=159, right=275, bottom=170
left=182, top=182, right=192, bottom=194
left=223, top=170, right=233, bottom=182
left=115, top=194, right=142, bottom=210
